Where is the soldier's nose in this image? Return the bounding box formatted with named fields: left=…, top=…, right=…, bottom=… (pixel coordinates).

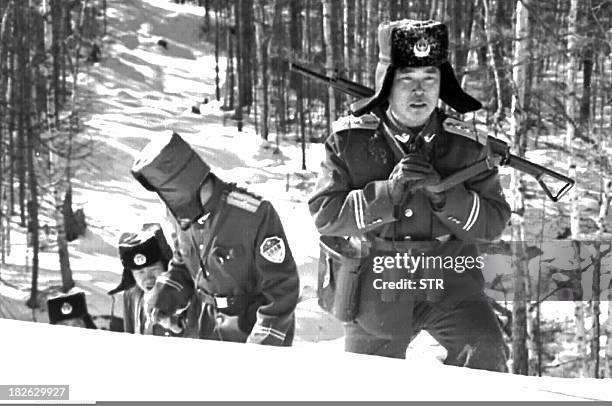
left=413, top=82, right=425, bottom=94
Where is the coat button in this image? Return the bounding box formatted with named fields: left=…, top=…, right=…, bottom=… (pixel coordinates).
left=404, top=208, right=414, bottom=218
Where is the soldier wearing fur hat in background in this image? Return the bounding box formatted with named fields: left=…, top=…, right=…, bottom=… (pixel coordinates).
left=131, top=133, right=299, bottom=345
left=48, top=292, right=97, bottom=329
left=108, top=223, right=198, bottom=336
left=309, top=20, right=510, bottom=371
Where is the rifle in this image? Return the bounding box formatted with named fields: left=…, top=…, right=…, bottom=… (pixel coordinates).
left=289, top=61, right=575, bottom=202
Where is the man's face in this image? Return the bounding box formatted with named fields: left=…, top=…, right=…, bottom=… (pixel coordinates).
left=132, top=261, right=165, bottom=291
left=388, top=66, right=440, bottom=127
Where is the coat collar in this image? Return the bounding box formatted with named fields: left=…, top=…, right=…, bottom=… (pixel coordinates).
left=379, top=108, right=445, bottom=163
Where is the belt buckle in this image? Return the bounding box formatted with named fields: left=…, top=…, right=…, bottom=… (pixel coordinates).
left=214, top=296, right=229, bottom=309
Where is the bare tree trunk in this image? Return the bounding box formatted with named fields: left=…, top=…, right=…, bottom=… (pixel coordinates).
left=223, top=0, right=234, bottom=110
left=6, top=49, right=15, bottom=257
left=364, top=0, right=375, bottom=87
left=575, top=300, right=588, bottom=377
left=272, top=0, right=285, bottom=137
left=254, top=0, right=269, bottom=141
left=204, top=0, right=210, bottom=31
left=22, top=1, right=41, bottom=309
left=342, top=0, right=350, bottom=110
left=51, top=0, right=62, bottom=125
left=570, top=241, right=587, bottom=377
left=482, top=0, right=503, bottom=120
left=14, top=0, right=26, bottom=228
left=343, top=0, right=350, bottom=79
left=461, top=1, right=480, bottom=89
left=321, top=0, right=335, bottom=133
left=234, top=1, right=242, bottom=131
left=579, top=8, right=595, bottom=127
left=214, top=0, right=220, bottom=101
left=566, top=0, right=580, bottom=237
left=306, top=0, right=313, bottom=140
left=58, top=0, right=92, bottom=293
left=589, top=241, right=606, bottom=378
left=239, top=0, right=254, bottom=108
left=608, top=265, right=612, bottom=377
left=289, top=1, right=306, bottom=169
left=429, top=0, right=439, bottom=19
left=566, top=1, right=587, bottom=372
left=353, top=0, right=362, bottom=83
left=0, top=1, right=12, bottom=265
left=26, top=94, right=40, bottom=309
left=509, top=0, right=530, bottom=376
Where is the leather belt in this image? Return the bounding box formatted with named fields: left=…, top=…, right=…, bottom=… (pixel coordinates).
left=370, top=234, right=453, bottom=251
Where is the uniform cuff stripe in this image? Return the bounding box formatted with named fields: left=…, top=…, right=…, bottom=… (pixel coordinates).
left=157, top=275, right=183, bottom=292
left=463, top=191, right=480, bottom=231
left=352, top=190, right=366, bottom=229
left=253, top=326, right=286, bottom=340
left=462, top=192, right=477, bottom=230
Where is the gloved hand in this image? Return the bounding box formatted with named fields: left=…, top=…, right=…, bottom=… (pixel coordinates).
left=388, top=154, right=441, bottom=204
left=398, top=154, right=446, bottom=209
left=144, top=266, right=195, bottom=334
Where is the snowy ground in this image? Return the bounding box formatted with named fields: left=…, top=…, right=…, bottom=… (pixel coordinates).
left=0, top=0, right=610, bottom=391
left=1, top=319, right=611, bottom=402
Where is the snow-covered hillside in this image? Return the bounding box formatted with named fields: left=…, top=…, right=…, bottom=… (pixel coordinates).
left=1, top=319, right=611, bottom=401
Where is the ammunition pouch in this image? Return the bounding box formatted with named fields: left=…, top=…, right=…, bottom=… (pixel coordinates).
left=317, top=236, right=368, bottom=322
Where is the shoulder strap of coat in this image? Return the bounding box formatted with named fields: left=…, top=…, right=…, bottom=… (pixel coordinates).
left=331, top=113, right=380, bottom=134
left=443, top=117, right=491, bottom=147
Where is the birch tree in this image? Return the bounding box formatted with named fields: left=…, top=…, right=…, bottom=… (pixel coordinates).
left=321, top=0, right=335, bottom=133
left=509, top=0, right=530, bottom=376
left=254, top=0, right=269, bottom=141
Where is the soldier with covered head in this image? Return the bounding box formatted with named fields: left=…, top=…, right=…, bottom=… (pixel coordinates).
left=131, top=132, right=299, bottom=345
left=309, top=20, right=511, bottom=371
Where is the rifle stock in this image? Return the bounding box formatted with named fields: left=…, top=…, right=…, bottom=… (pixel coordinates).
left=289, top=60, right=575, bottom=202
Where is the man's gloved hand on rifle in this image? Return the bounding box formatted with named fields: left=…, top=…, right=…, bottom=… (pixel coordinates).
left=143, top=266, right=195, bottom=334
left=388, top=153, right=446, bottom=208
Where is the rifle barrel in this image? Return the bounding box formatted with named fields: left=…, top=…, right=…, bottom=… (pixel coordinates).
left=289, top=62, right=374, bottom=99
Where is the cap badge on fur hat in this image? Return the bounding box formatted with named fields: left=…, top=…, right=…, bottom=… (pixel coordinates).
left=61, top=302, right=73, bottom=315
left=414, top=38, right=431, bottom=58
left=133, top=253, right=147, bottom=266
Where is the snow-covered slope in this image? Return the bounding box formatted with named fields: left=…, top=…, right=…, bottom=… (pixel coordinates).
left=1, top=319, right=610, bottom=401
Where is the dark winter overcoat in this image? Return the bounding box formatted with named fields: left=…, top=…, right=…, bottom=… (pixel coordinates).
left=308, top=109, right=511, bottom=339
